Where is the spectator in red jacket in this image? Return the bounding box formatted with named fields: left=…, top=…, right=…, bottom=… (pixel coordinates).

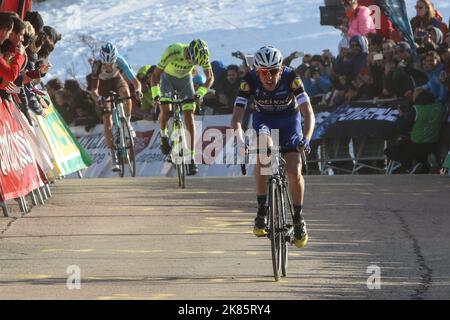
left=0, top=13, right=26, bottom=93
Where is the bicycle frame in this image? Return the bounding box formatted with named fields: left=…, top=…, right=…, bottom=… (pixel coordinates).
left=112, top=100, right=127, bottom=157
left=104, top=92, right=136, bottom=177
left=267, top=148, right=295, bottom=241
left=166, top=92, right=196, bottom=188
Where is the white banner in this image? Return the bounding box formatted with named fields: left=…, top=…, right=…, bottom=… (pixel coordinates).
left=71, top=115, right=255, bottom=178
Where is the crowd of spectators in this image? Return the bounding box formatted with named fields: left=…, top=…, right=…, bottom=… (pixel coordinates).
left=0, top=10, right=62, bottom=125
left=280, top=0, right=449, bottom=173
left=37, top=0, right=449, bottom=173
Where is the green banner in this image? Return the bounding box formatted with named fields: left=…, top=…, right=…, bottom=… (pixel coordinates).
left=35, top=99, right=92, bottom=176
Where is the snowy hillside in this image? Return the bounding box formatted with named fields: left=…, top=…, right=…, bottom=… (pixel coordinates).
left=34, top=0, right=450, bottom=84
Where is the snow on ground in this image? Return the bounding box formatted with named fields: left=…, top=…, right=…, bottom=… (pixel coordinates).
left=34, top=0, right=450, bottom=85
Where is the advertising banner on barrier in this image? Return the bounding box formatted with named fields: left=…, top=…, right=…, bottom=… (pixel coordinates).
left=313, top=102, right=400, bottom=140
left=12, top=102, right=55, bottom=181
left=0, top=101, right=41, bottom=201
left=32, top=102, right=92, bottom=177
left=72, top=115, right=253, bottom=178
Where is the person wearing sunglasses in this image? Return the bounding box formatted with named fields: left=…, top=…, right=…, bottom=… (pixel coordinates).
left=231, top=46, right=315, bottom=249
left=151, top=39, right=214, bottom=176
left=411, top=0, right=448, bottom=38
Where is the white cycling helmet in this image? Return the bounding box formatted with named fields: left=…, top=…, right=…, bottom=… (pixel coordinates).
left=100, top=42, right=118, bottom=63
left=254, top=46, right=283, bottom=69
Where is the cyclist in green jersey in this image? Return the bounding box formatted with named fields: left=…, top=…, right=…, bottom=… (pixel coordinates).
left=151, top=39, right=214, bottom=175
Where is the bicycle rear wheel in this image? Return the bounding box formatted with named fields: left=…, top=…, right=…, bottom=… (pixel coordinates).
left=269, top=181, right=282, bottom=282
left=119, top=119, right=136, bottom=177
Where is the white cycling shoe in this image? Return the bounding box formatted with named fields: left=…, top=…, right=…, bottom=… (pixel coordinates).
left=111, top=152, right=120, bottom=172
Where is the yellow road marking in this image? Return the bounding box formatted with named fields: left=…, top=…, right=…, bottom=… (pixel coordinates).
left=246, top=252, right=264, bottom=256
left=176, top=251, right=225, bottom=255
left=15, top=274, right=52, bottom=280
left=112, top=249, right=164, bottom=254
left=96, top=293, right=175, bottom=300
left=42, top=249, right=94, bottom=253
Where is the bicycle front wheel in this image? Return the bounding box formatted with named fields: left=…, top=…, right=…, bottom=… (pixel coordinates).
left=269, top=180, right=282, bottom=282
left=177, top=148, right=186, bottom=189
left=172, top=119, right=186, bottom=189
left=119, top=119, right=136, bottom=178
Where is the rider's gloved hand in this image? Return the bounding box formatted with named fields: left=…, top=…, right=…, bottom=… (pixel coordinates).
left=297, top=137, right=311, bottom=155
left=194, top=94, right=202, bottom=107
left=151, top=86, right=161, bottom=105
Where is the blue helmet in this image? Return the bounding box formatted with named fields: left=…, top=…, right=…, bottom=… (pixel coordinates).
left=193, top=74, right=206, bottom=86
left=100, top=43, right=118, bottom=63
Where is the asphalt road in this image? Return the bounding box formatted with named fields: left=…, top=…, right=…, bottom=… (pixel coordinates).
left=0, top=175, right=449, bottom=300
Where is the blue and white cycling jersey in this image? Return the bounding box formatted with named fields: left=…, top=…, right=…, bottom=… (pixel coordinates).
left=234, top=67, right=311, bottom=152
left=93, top=54, right=135, bottom=82
left=234, top=67, right=310, bottom=115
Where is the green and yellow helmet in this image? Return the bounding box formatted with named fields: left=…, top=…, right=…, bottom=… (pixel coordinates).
left=188, top=39, right=210, bottom=66
left=137, top=65, right=156, bottom=80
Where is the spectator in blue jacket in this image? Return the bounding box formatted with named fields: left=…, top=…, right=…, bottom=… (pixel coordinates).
left=304, top=65, right=332, bottom=97
left=333, top=35, right=369, bottom=80
left=422, top=50, right=448, bottom=104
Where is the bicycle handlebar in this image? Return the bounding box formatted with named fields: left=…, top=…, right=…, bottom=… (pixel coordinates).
left=240, top=146, right=308, bottom=176
left=170, top=98, right=196, bottom=105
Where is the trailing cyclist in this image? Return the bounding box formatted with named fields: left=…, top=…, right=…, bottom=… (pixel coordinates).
left=231, top=46, right=316, bottom=249
left=91, top=43, right=142, bottom=172
left=150, top=39, right=214, bottom=176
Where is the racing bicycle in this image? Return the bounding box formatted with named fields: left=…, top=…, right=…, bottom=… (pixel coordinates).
left=167, top=92, right=196, bottom=189
left=103, top=91, right=136, bottom=178
left=242, top=146, right=308, bottom=281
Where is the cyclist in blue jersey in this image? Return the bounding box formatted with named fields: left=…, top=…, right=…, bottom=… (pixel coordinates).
left=231, top=46, right=315, bottom=248
left=91, top=43, right=142, bottom=172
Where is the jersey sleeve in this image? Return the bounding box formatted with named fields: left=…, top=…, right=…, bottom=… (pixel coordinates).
left=157, top=45, right=177, bottom=71
left=234, top=73, right=253, bottom=109
left=289, top=71, right=310, bottom=105
left=116, top=55, right=136, bottom=81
